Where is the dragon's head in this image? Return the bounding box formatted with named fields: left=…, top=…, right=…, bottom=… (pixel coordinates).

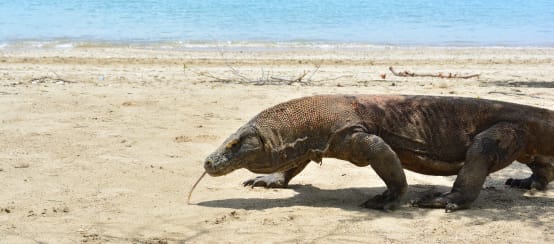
left=204, top=125, right=271, bottom=176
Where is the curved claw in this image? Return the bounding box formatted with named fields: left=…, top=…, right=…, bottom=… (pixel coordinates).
left=243, top=176, right=264, bottom=188
left=242, top=175, right=286, bottom=188
left=445, top=203, right=460, bottom=213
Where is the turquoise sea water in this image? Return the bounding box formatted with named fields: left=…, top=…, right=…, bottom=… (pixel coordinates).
left=0, top=0, right=553, bottom=47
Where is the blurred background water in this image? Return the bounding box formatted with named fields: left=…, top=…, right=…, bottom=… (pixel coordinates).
left=0, top=0, right=553, bottom=47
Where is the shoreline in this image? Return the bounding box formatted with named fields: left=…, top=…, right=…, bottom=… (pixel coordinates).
left=2, top=39, right=554, bottom=52
left=2, top=45, right=552, bottom=93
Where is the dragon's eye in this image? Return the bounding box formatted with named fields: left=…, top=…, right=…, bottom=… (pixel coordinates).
left=225, top=139, right=240, bottom=151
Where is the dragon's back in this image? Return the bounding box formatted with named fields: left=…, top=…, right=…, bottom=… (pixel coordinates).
left=355, top=95, right=546, bottom=162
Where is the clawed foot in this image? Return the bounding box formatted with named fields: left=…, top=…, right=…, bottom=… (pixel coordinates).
left=243, top=174, right=287, bottom=188
left=410, top=192, right=467, bottom=212
left=505, top=176, right=546, bottom=190
left=361, top=190, right=402, bottom=212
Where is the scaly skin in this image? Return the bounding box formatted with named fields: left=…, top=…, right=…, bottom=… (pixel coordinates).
left=204, top=95, right=554, bottom=211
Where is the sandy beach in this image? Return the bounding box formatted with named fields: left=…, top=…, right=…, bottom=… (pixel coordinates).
left=1, top=45, right=554, bottom=243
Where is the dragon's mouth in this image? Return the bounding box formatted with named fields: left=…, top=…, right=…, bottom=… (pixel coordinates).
left=204, top=155, right=240, bottom=176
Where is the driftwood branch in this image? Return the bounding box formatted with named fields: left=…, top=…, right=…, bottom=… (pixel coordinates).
left=226, top=64, right=251, bottom=83
left=389, top=66, right=480, bottom=79
left=28, top=76, right=75, bottom=84
left=306, top=64, right=321, bottom=82
left=186, top=63, right=326, bottom=86
left=27, top=70, right=77, bottom=84
left=185, top=47, right=345, bottom=86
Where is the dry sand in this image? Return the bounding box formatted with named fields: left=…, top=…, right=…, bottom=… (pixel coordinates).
left=1, top=45, right=554, bottom=243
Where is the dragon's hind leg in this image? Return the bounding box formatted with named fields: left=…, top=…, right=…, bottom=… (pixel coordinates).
left=506, top=157, right=554, bottom=190
left=414, top=122, right=527, bottom=212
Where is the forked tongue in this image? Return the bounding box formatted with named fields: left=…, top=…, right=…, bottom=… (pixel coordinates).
left=187, top=171, right=207, bottom=205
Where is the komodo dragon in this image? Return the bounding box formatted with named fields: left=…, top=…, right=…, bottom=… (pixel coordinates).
left=203, top=95, right=554, bottom=211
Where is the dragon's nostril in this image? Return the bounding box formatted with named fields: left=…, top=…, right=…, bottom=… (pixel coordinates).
left=204, top=159, right=215, bottom=171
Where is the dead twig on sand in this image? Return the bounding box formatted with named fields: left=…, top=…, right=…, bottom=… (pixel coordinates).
left=184, top=47, right=336, bottom=85
left=389, top=66, right=480, bottom=79
left=28, top=71, right=76, bottom=84
left=187, top=63, right=324, bottom=86
left=28, top=76, right=76, bottom=84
